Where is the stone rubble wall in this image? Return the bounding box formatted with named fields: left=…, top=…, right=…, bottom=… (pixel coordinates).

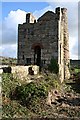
left=12, top=65, right=39, bottom=75
left=61, top=8, right=70, bottom=80
left=18, top=11, right=58, bottom=65
left=57, top=7, right=70, bottom=82
left=12, top=65, right=39, bottom=81
left=0, top=65, right=39, bottom=80
left=17, top=7, right=70, bottom=82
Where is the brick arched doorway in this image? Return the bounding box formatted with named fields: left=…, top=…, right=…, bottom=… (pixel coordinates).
left=34, top=45, right=41, bottom=66
left=32, top=43, right=43, bottom=66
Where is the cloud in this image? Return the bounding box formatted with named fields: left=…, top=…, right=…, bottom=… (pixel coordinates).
left=48, top=2, right=78, bottom=59
left=33, top=5, right=54, bottom=19
left=69, top=36, right=78, bottom=59
left=2, top=9, right=26, bottom=45
left=1, top=2, right=79, bottom=59
left=78, top=38, right=80, bottom=59
left=78, top=2, right=80, bottom=59
left=32, top=2, right=78, bottom=59
left=1, top=9, right=26, bottom=58
left=0, top=46, right=3, bottom=56
left=1, top=44, right=17, bottom=58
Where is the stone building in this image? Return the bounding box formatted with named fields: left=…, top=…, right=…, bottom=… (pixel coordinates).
left=17, top=7, right=70, bottom=82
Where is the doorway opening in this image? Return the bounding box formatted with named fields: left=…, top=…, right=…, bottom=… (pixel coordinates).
left=34, top=46, right=41, bottom=66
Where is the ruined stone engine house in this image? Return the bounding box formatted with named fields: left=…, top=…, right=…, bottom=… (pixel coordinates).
left=17, top=7, right=70, bottom=82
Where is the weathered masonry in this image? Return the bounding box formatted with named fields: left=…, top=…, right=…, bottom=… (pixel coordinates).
left=17, top=7, right=70, bottom=82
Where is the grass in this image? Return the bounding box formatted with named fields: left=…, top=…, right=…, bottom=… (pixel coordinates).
left=74, top=68, right=80, bottom=73
left=0, top=57, right=17, bottom=65
left=2, top=73, right=61, bottom=119
left=1, top=67, right=80, bottom=119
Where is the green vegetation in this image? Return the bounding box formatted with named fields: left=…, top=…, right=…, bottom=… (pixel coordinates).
left=70, top=66, right=80, bottom=76
left=2, top=73, right=20, bottom=98
left=2, top=73, right=60, bottom=118
left=74, top=68, right=80, bottom=74
left=2, top=71, right=80, bottom=119
left=48, top=58, right=59, bottom=74
left=13, top=82, right=48, bottom=106
left=1, top=57, right=80, bottom=119
left=0, top=56, right=17, bottom=65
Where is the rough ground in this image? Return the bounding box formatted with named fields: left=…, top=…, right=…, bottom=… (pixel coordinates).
left=1, top=72, right=80, bottom=120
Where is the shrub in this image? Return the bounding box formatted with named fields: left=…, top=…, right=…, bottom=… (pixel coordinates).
left=48, top=58, right=59, bottom=74
left=13, top=82, right=48, bottom=106
left=45, top=74, right=60, bottom=90
left=2, top=73, right=20, bottom=98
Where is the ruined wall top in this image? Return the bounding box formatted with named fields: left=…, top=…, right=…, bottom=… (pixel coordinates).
left=26, top=13, right=36, bottom=23
left=25, top=7, right=67, bottom=24
left=55, top=7, right=67, bottom=14
left=37, top=11, right=55, bottom=22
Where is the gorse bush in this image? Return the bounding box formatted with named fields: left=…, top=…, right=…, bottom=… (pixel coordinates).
left=13, top=82, right=48, bottom=106
left=11, top=73, right=60, bottom=107
left=2, top=73, right=14, bottom=97
left=48, top=58, right=59, bottom=74
left=2, top=73, right=20, bottom=97
left=45, top=74, right=60, bottom=90
left=2, top=72, right=62, bottom=117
